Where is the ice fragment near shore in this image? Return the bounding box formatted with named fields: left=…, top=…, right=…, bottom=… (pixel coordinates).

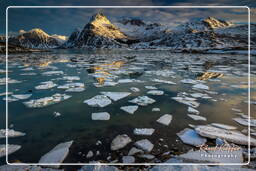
left=177, top=128, right=206, bottom=147
left=111, top=134, right=132, bottom=151
left=134, top=139, right=154, bottom=152
left=0, top=144, right=21, bottom=158
left=195, top=125, right=256, bottom=146
left=39, top=141, right=73, bottom=168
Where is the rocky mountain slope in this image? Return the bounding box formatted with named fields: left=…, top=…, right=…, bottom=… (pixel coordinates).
left=61, top=13, right=254, bottom=51
left=8, top=29, right=66, bottom=49
left=61, top=13, right=136, bottom=49
left=153, top=17, right=252, bottom=51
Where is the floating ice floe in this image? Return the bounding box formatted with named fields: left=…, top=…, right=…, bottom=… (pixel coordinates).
left=0, top=92, right=12, bottom=96
left=0, top=144, right=21, bottom=158
left=180, top=79, right=198, bottom=84
left=11, top=94, right=32, bottom=100
left=134, top=139, right=154, bottom=152
left=231, top=108, right=242, bottom=112
left=118, top=79, right=144, bottom=83
left=152, top=108, right=160, bottom=112
left=58, top=83, right=85, bottom=92
left=0, top=78, right=21, bottom=85
left=120, top=105, right=138, bottom=114
left=188, top=107, right=200, bottom=114
left=84, top=95, right=111, bottom=108
left=93, top=81, right=118, bottom=88
left=145, top=86, right=157, bottom=90
left=172, top=96, right=200, bottom=108
left=133, top=128, right=155, bottom=136
left=147, top=90, right=164, bottom=95
left=192, top=84, right=209, bottom=90
left=53, top=112, right=61, bottom=117
left=2, top=96, right=19, bottom=102
left=66, top=87, right=85, bottom=92
left=130, top=87, right=140, bottom=92
left=35, top=81, right=57, bottom=90
left=195, top=125, right=256, bottom=146
left=211, top=123, right=237, bottom=130
left=157, top=114, right=173, bottom=126
left=62, top=76, right=80, bottom=81
left=188, top=114, right=206, bottom=121
left=20, top=72, right=37, bottom=76
left=190, top=93, right=211, bottom=99
left=233, top=118, right=256, bottom=127
left=129, top=96, right=155, bottom=106
left=100, top=92, right=131, bottom=101
left=145, top=70, right=175, bottom=77
left=91, top=112, right=110, bottom=120
left=152, top=79, right=176, bottom=85
left=42, top=71, right=64, bottom=76
left=58, top=83, right=84, bottom=89
left=23, top=94, right=71, bottom=108
left=0, top=129, right=25, bottom=138
left=21, top=67, right=34, bottom=71
left=177, top=128, right=207, bottom=147
left=122, top=156, right=135, bottom=163
left=39, top=141, right=73, bottom=168
left=111, top=134, right=132, bottom=151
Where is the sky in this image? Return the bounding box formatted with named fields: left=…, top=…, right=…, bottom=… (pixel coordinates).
left=0, top=0, right=256, bottom=36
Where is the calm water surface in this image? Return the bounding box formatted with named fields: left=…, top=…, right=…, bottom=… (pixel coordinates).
left=0, top=50, right=255, bottom=164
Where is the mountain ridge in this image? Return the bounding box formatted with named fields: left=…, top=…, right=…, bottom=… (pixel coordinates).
left=5, top=13, right=255, bottom=52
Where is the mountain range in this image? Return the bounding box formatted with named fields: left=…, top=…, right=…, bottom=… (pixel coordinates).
left=3, top=13, right=255, bottom=52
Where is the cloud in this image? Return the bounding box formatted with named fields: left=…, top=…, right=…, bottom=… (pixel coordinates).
left=0, top=0, right=255, bottom=35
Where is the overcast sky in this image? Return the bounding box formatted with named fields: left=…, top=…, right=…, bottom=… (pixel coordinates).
left=1, top=0, right=256, bottom=36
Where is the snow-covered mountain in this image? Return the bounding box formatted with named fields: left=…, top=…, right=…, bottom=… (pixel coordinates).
left=61, top=13, right=133, bottom=49
left=154, top=17, right=254, bottom=51
left=8, top=29, right=66, bottom=49
left=61, top=14, right=254, bottom=51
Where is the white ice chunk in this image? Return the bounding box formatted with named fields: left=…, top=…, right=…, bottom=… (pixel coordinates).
left=157, top=114, right=173, bottom=126
left=133, top=128, right=155, bottom=136
left=91, top=112, right=110, bottom=120
left=120, top=105, right=138, bottom=114
left=177, top=128, right=207, bottom=147
left=129, top=96, right=155, bottom=106
left=100, top=92, right=131, bottom=101
left=84, top=95, right=111, bottom=108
